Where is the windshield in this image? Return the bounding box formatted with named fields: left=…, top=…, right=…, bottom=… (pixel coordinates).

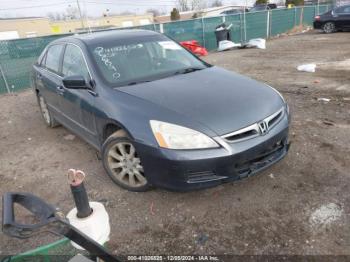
left=88, top=34, right=208, bottom=87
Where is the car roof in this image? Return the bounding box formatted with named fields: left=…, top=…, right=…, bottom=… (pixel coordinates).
left=52, top=29, right=161, bottom=46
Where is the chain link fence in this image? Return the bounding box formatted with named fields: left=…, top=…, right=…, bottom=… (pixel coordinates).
left=0, top=5, right=330, bottom=94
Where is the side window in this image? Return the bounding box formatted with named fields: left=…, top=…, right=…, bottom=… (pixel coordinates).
left=45, top=45, right=64, bottom=73
left=40, top=52, right=47, bottom=66
left=62, top=44, right=90, bottom=80
left=37, top=49, right=46, bottom=66
left=343, top=6, right=350, bottom=13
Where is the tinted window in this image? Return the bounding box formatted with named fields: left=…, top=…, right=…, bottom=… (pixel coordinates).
left=62, top=44, right=90, bottom=80
left=343, top=6, right=350, bottom=13
left=250, top=5, right=267, bottom=12
left=334, top=6, right=350, bottom=13
left=45, top=45, right=64, bottom=73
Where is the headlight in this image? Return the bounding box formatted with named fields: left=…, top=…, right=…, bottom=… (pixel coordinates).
left=150, top=120, right=219, bottom=149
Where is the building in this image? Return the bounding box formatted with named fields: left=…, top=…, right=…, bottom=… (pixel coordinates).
left=0, top=17, right=51, bottom=40
left=0, top=14, right=154, bottom=40
left=154, top=5, right=253, bottom=23
left=50, top=14, right=154, bottom=34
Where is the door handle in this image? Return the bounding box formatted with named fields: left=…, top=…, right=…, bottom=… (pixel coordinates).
left=56, top=86, right=65, bottom=95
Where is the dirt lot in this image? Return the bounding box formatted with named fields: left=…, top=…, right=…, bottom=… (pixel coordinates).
left=0, top=31, right=349, bottom=258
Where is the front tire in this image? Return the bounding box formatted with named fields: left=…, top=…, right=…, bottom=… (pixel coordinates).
left=322, top=22, right=336, bottom=34
left=102, top=131, right=150, bottom=192
left=37, top=93, right=59, bottom=128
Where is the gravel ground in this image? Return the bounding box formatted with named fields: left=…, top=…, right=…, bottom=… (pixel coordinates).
left=0, top=31, right=349, bottom=258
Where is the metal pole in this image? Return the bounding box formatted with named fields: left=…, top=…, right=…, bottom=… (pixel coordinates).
left=0, top=64, right=10, bottom=94
left=76, top=0, right=85, bottom=29
left=201, top=17, right=206, bottom=48
left=243, top=0, right=247, bottom=43
left=266, top=10, right=270, bottom=38
left=240, top=13, right=243, bottom=44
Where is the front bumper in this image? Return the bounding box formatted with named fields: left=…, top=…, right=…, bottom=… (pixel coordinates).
left=135, top=113, right=290, bottom=191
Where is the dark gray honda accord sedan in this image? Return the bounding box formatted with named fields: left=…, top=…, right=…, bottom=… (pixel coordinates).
left=32, top=29, right=290, bottom=191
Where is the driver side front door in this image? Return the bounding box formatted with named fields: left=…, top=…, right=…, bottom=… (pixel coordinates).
left=59, top=44, right=99, bottom=148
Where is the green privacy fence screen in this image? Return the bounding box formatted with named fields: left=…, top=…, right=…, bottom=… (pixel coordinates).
left=0, top=5, right=330, bottom=94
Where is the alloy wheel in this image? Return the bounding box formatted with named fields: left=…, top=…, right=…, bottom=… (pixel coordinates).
left=107, top=142, right=147, bottom=188
left=323, top=22, right=335, bottom=34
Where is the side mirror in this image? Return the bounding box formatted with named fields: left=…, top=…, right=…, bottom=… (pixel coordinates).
left=62, top=75, right=88, bottom=89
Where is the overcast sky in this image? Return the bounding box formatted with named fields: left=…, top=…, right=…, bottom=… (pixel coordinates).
left=0, top=0, right=254, bottom=18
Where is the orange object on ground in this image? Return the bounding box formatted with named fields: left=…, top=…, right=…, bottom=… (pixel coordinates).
left=180, top=40, right=208, bottom=56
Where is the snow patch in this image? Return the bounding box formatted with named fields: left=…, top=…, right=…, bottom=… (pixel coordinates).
left=309, top=203, right=343, bottom=227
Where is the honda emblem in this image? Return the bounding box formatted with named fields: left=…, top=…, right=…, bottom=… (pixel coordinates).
left=258, top=121, right=268, bottom=135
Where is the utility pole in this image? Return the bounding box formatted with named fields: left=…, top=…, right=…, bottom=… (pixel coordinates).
left=76, top=0, right=85, bottom=29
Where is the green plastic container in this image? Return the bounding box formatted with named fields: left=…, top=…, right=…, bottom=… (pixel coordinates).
left=3, top=238, right=82, bottom=262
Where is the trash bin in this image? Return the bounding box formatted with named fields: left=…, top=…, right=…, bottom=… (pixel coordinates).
left=215, top=23, right=231, bottom=46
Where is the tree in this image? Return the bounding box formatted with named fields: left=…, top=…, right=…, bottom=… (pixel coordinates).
left=176, top=0, right=190, bottom=11
left=119, top=11, right=136, bottom=15
left=65, top=6, right=79, bottom=20
left=211, top=0, right=223, bottom=7
left=176, top=0, right=206, bottom=11
left=170, top=8, right=181, bottom=20
left=47, top=12, right=64, bottom=21
left=191, top=0, right=207, bottom=10
left=255, top=0, right=268, bottom=4
left=285, top=0, right=304, bottom=6
left=146, top=8, right=161, bottom=17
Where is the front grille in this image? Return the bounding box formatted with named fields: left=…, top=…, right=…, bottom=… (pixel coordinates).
left=222, top=107, right=284, bottom=143
left=265, top=109, right=283, bottom=130
left=223, top=124, right=259, bottom=142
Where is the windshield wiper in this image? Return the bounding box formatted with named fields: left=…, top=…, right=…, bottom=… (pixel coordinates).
left=172, top=67, right=204, bottom=75
left=127, top=80, right=151, bottom=86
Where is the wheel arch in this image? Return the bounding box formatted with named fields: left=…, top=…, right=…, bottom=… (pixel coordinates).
left=101, top=120, right=134, bottom=144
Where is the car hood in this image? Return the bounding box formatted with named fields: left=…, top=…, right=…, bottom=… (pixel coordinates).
left=118, top=66, right=284, bottom=136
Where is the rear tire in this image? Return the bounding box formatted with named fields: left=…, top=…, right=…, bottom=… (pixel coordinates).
left=322, top=22, right=336, bottom=34
left=37, top=93, right=59, bottom=128
left=102, top=130, right=150, bottom=192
